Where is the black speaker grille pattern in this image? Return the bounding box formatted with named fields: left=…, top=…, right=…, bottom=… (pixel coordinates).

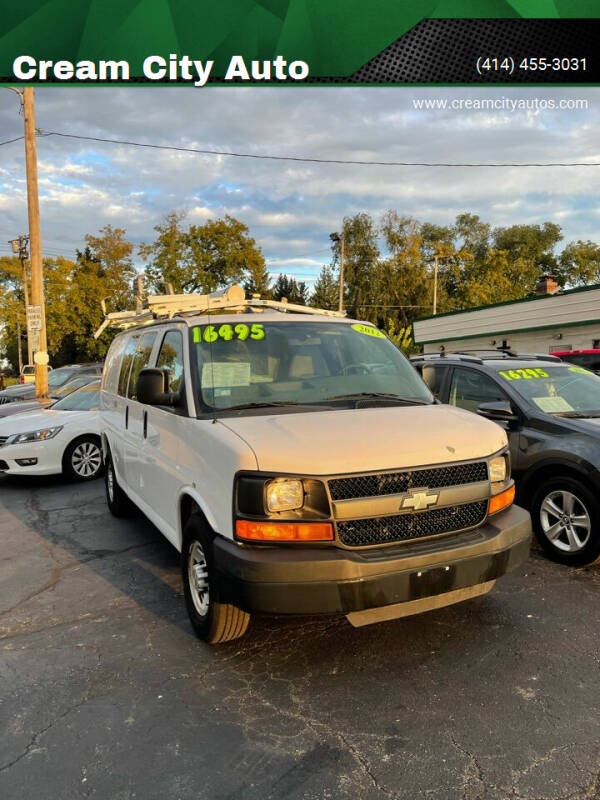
left=345, top=19, right=598, bottom=84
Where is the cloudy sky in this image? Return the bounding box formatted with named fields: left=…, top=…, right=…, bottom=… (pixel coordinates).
left=0, top=86, right=598, bottom=286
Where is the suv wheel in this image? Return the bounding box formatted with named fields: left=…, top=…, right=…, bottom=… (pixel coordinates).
left=105, top=451, right=134, bottom=517
left=63, top=436, right=103, bottom=482
left=182, top=514, right=250, bottom=644
left=531, top=476, right=600, bottom=566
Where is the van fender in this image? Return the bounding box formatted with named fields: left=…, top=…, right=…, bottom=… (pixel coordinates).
left=176, top=487, right=221, bottom=552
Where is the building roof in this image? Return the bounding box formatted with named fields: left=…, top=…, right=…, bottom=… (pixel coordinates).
left=413, top=283, right=600, bottom=345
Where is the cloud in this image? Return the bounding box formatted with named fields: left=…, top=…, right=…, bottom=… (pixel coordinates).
left=0, top=86, right=598, bottom=277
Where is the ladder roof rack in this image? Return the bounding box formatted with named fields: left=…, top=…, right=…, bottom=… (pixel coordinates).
left=94, top=284, right=346, bottom=339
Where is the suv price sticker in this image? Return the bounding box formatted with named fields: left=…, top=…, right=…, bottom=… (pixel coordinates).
left=193, top=323, right=265, bottom=343
left=533, top=396, right=574, bottom=413
left=498, top=368, right=549, bottom=381
left=568, top=366, right=594, bottom=376
left=351, top=323, right=385, bottom=338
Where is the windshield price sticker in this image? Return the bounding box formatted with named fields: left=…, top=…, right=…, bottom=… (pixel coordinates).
left=568, top=366, right=593, bottom=376
left=351, top=323, right=385, bottom=338
left=193, top=323, right=265, bottom=344
left=499, top=368, right=549, bottom=381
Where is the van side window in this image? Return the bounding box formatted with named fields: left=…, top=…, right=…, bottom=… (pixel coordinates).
left=127, top=332, right=158, bottom=400
left=117, top=335, right=139, bottom=397
left=157, top=330, right=184, bottom=393
left=103, top=336, right=127, bottom=394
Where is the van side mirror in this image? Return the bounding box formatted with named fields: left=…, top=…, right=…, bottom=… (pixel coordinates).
left=477, top=400, right=517, bottom=422
left=137, top=368, right=181, bottom=407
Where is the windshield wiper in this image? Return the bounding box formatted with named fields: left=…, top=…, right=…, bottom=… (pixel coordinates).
left=321, top=392, right=429, bottom=405
left=554, top=411, right=600, bottom=418
left=221, top=401, right=302, bottom=411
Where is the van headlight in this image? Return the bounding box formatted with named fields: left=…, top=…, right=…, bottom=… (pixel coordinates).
left=8, top=426, right=63, bottom=444
left=489, top=455, right=507, bottom=484
left=266, top=478, right=304, bottom=512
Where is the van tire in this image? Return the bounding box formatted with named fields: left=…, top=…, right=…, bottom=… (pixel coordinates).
left=63, top=435, right=103, bottom=482
left=105, top=451, right=134, bottom=517
left=531, top=475, right=600, bottom=567
left=182, top=514, right=250, bottom=644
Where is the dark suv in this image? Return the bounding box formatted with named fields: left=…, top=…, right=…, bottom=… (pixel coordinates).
left=411, top=350, right=600, bottom=566
left=0, top=363, right=103, bottom=405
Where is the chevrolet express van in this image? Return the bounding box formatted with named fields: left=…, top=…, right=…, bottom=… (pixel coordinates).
left=99, top=291, right=531, bottom=643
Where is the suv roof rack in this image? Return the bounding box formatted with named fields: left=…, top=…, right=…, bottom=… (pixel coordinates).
left=411, top=348, right=562, bottom=364
left=94, top=284, right=346, bottom=339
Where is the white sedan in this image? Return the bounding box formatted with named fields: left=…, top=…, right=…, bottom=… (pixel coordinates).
left=0, top=380, right=102, bottom=481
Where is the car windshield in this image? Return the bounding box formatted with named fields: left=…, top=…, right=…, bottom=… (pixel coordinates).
left=48, top=368, right=77, bottom=388
left=191, top=321, right=432, bottom=411
left=50, top=376, right=93, bottom=399
left=496, top=365, right=600, bottom=416
left=52, top=381, right=100, bottom=411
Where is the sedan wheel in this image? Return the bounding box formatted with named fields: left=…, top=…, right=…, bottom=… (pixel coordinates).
left=63, top=436, right=103, bottom=482
left=71, top=441, right=102, bottom=479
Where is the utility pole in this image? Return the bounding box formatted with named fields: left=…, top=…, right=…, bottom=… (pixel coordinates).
left=22, top=87, right=48, bottom=397
left=433, top=254, right=439, bottom=316
left=9, top=234, right=32, bottom=365
left=16, top=316, right=23, bottom=374
left=330, top=232, right=345, bottom=312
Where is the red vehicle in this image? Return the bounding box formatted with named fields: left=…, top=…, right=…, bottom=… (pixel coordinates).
left=551, top=349, right=600, bottom=374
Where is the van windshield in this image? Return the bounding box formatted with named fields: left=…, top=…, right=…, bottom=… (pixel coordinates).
left=191, top=321, right=432, bottom=412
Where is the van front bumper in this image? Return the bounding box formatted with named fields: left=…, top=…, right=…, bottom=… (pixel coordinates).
left=214, top=504, right=532, bottom=616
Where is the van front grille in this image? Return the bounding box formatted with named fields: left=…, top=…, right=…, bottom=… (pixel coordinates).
left=328, top=461, right=488, bottom=501
left=336, top=500, right=488, bottom=547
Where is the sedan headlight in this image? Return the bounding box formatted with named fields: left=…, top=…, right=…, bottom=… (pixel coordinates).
left=8, top=426, right=63, bottom=445
left=265, top=478, right=304, bottom=512
left=489, top=455, right=507, bottom=484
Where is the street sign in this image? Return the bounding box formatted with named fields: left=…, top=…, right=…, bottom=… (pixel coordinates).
left=29, top=330, right=40, bottom=353
left=26, top=304, right=42, bottom=332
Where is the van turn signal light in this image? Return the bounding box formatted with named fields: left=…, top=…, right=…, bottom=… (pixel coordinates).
left=488, top=484, right=515, bottom=515
left=236, top=520, right=333, bottom=542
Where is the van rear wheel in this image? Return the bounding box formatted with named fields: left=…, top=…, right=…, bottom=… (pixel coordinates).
left=182, top=514, right=250, bottom=644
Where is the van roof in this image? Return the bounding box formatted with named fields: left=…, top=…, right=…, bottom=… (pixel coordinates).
left=114, top=310, right=364, bottom=335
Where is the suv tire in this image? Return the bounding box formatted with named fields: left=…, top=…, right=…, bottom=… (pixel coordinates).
left=105, top=451, right=134, bottom=517
left=531, top=475, right=600, bottom=566
left=63, top=435, right=103, bottom=482
left=182, top=513, right=250, bottom=644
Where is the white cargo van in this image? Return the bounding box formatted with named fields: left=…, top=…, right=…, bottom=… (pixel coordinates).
left=99, top=287, right=531, bottom=643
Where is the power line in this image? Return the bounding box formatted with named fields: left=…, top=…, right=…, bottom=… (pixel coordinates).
left=30, top=130, right=600, bottom=168
left=0, top=135, right=24, bottom=147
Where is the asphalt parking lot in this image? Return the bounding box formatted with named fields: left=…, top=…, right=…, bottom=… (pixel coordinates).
left=1, top=475, right=599, bottom=800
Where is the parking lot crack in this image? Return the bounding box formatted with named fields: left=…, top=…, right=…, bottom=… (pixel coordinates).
left=0, top=699, right=88, bottom=774
left=449, top=732, right=485, bottom=798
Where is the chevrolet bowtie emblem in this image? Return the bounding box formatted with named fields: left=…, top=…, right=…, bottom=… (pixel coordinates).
left=401, top=488, right=439, bottom=511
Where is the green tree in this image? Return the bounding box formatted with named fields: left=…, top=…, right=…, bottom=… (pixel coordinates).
left=333, top=213, right=379, bottom=318
left=142, top=214, right=266, bottom=295
left=139, top=211, right=188, bottom=294
left=311, top=264, right=338, bottom=310
left=272, top=274, right=308, bottom=305
left=557, top=240, right=600, bottom=286
left=244, top=260, right=271, bottom=297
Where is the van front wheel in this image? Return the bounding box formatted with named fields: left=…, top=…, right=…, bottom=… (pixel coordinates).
left=182, top=515, right=250, bottom=644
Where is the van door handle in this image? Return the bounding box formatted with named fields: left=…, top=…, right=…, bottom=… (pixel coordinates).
left=125, top=406, right=129, bottom=430
left=143, top=411, right=148, bottom=439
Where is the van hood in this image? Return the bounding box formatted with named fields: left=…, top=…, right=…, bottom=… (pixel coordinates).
left=221, top=404, right=507, bottom=475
